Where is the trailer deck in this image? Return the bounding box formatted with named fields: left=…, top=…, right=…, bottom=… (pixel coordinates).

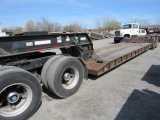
left=85, top=42, right=152, bottom=75
left=0, top=33, right=154, bottom=76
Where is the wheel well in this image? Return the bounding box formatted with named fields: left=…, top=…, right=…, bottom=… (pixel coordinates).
left=124, top=34, right=130, bottom=37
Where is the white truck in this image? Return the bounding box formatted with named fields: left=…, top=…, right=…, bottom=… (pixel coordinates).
left=114, top=23, right=147, bottom=43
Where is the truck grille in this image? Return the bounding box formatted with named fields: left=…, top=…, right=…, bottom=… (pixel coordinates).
left=115, top=31, right=120, bottom=37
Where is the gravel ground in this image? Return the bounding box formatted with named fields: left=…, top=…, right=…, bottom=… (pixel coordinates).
left=29, top=38, right=160, bottom=120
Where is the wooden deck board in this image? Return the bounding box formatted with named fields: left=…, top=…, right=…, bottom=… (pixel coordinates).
left=96, top=43, right=151, bottom=61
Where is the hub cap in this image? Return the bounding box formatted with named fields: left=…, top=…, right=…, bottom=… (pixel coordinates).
left=7, top=92, right=19, bottom=104
left=0, top=83, right=32, bottom=117
left=63, top=73, right=71, bottom=81
left=62, top=66, right=79, bottom=89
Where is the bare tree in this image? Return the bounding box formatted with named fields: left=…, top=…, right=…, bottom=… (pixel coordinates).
left=95, top=17, right=102, bottom=30
left=133, top=18, right=150, bottom=27
left=103, top=17, right=111, bottom=29
left=36, top=18, right=52, bottom=32
left=2, top=28, right=13, bottom=32
left=95, top=16, right=121, bottom=30
left=155, top=18, right=160, bottom=29
left=52, top=22, right=62, bottom=32
left=63, top=22, right=85, bottom=32
left=107, top=19, right=121, bottom=30
left=36, top=18, right=62, bottom=32
left=2, top=26, right=24, bottom=34
left=13, top=26, right=23, bottom=32
left=25, top=19, right=37, bottom=31
left=156, top=18, right=160, bottom=25
left=3, top=27, right=20, bottom=32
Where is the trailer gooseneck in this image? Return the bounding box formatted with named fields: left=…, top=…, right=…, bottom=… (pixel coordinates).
left=0, top=33, right=158, bottom=120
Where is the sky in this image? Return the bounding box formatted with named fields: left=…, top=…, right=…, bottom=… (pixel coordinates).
left=0, top=0, right=160, bottom=29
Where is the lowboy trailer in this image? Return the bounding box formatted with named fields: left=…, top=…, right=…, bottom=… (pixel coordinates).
left=0, top=33, right=158, bottom=120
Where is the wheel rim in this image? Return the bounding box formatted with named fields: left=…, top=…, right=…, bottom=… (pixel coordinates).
left=62, top=66, right=79, bottom=89
left=0, top=83, right=32, bottom=117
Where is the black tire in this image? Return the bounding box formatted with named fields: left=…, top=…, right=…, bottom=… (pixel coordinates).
left=0, top=68, right=42, bottom=120
left=46, top=56, right=84, bottom=98
left=114, top=38, right=120, bottom=43
left=41, top=55, right=63, bottom=88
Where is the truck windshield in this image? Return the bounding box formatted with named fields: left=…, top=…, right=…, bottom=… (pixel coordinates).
left=123, top=24, right=132, bottom=29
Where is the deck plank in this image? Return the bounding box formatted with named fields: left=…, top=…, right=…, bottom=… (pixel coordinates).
left=96, top=43, right=151, bottom=61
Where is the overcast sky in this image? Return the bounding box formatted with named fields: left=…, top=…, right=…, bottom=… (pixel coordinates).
left=0, top=0, right=160, bottom=28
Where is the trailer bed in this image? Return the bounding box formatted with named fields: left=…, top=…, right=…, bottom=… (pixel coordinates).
left=85, top=42, right=152, bottom=75
left=0, top=33, right=154, bottom=76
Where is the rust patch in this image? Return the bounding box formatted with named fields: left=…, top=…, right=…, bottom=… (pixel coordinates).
left=85, top=58, right=109, bottom=76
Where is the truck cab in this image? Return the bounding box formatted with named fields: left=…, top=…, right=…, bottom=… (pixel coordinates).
left=114, top=23, right=141, bottom=43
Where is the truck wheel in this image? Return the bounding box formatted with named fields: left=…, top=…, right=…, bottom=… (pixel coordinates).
left=41, top=55, right=63, bottom=89
left=114, top=38, right=120, bottom=43
left=46, top=56, right=84, bottom=98
left=0, top=68, right=42, bottom=120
